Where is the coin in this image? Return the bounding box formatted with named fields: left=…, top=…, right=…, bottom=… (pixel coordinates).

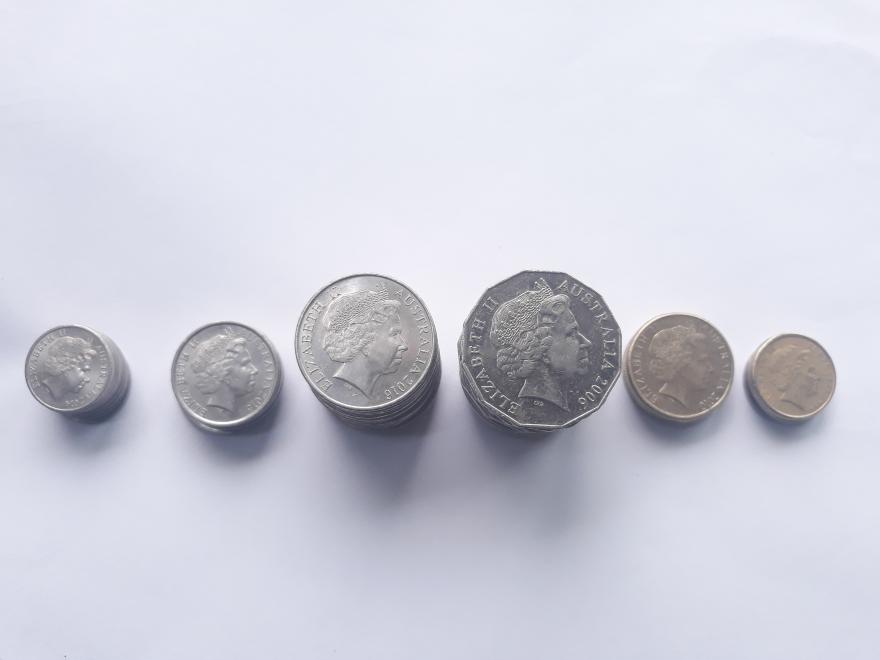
left=459, top=271, right=622, bottom=432
left=171, top=322, right=283, bottom=432
left=624, top=313, right=733, bottom=423
left=25, top=325, right=130, bottom=420
left=295, top=274, right=441, bottom=428
left=746, top=334, right=835, bottom=422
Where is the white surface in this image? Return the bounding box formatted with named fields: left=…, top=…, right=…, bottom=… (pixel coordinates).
left=1, top=2, right=879, bottom=658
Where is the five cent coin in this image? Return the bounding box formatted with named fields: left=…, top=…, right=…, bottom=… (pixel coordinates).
left=25, top=325, right=130, bottom=421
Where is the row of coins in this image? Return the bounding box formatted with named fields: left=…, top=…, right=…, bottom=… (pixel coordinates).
left=457, top=271, right=835, bottom=430
left=24, top=271, right=835, bottom=430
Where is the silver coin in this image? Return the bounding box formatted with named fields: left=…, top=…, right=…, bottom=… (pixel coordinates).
left=459, top=271, right=621, bottom=432
left=295, top=274, right=440, bottom=427
left=25, top=325, right=129, bottom=419
left=624, top=313, right=733, bottom=423
left=746, top=334, right=835, bottom=422
left=172, top=322, right=283, bottom=432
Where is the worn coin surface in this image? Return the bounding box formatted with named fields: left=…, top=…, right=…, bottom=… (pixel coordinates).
left=172, top=322, right=282, bottom=431
left=624, top=313, right=733, bottom=423
left=25, top=325, right=122, bottom=417
left=746, top=334, right=835, bottom=422
left=459, top=271, right=621, bottom=432
left=295, top=274, right=439, bottom=424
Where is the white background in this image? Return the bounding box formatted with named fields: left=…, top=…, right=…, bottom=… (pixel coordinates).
left=1, top=1, right=879, bottom=658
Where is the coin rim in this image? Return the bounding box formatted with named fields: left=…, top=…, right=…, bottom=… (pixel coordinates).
left=294, top=273, right=439, bottom=413
left=170, top=320, right=284, bottom=430
left=24, top=324, right=120, bottom=414
left=623, top=312, right=734, bottom=423
left=746, top=333, right=835, bottom=422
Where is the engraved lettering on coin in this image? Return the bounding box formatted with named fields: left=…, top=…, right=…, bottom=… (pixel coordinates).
left=747, top=334, right=835, bottom=421
left=190, top=334, right=259, bottom=416
left=490, top=278, right=591, bottom=412
left=625, top=314, right=733, bottom=423
left=38, top=336, right=98, bottom=400
left=646, top=324, right=714, bottom=411
left=321, top=284, right=408, bottom=398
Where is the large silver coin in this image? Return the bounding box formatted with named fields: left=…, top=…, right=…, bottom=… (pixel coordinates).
left=295, top=274, right=439, bottom=424
left=25, top=325, right=128, bottom=419
left=460, top=271, right=621, bottom=432
left=624, top=313, right=733, bottom=423
left=172, top=322, right=282, bottom=432
left=746, top=334, right=835, bottom=422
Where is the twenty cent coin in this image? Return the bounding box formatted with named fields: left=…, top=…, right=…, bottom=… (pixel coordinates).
left=172, top=322, right=283, bottom=432
left=746, top=334, right=835, bottom=422
left=624, top=313, right=733, bottom=423
left=295, top=274, right=441, bottom=428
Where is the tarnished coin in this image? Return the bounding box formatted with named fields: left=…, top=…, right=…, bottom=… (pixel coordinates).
left=746, top=334, right=835, bottom=422
left=624, top=313, right=733, bottom=423
left=459, top=271, right=621, bottom=432
left=295, top=274, right=440, bottom=428
left=25, top=325, right=130, bottom=420
left=172, top=322, right=283, bottom=432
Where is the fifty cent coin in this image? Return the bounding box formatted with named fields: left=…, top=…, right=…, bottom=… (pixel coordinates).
left=172, top=322, right=283, bottom=432
left=459, top=271, right=622, bottom=432
left=25, top=325, right=130, bottom=420
left=746, top=334, right=835, bottom=422
left=624, top=313, right=733, bottom=423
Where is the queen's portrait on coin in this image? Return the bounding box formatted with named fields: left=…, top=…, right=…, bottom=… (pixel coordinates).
left=647, top=325, right=714, bottom=410
left=38, top=336, right=97, bottom=401
left=491, top=278, right=591, bottom=412
left=190, top=334, right=259, bottom=415
left=321, top=286, right=408, bottom=398
left=764, top=344, right=819, bottom=411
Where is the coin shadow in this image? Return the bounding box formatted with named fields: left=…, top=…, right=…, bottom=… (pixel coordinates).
left=196, top=394, right=285, bottom=462
left=52, top=384, right=133, bottom=454
left=628, top=398, right=728, bottom=446
left=325, top=392, right=437, bottom=504
left=743, top=383, right=832, bottom=442
left=465, top=403, right=551, bottom=466
left=462, top=401, right=589, bottom=534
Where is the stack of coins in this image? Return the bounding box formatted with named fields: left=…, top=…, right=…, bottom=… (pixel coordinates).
left=25, top=325, right=131, bottom=421
left=745, top=333, right=835, bottom=423
left=171, top=322, right=283, bottom=433
left=296, top=274, right=441, bottom=429
left=458, top=271, right=622, bottom=433
left=623, top=313, right=733, bottom=423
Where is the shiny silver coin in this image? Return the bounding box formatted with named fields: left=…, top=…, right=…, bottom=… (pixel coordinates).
left=746, top=334, right=835, bottom=422
left=172, top=322, right=283, bottom=432
left=624, top=313, right=733, bottom=423
left=459, top=271, right=622, bottom=432
left=25, top=325, right=130, bottom=420
left=295, top=274, right=440, bottom=427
